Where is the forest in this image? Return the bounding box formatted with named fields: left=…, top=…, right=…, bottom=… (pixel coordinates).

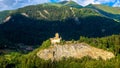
left=0, top=35, right=120, bottom=68
left=0, top=1, right=120, bottom=68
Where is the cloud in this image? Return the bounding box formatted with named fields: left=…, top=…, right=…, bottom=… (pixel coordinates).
left=95, top=0, right=116, bottom=3
left=74, top=0, right=100, bottom=6
left=50, top=0, right=116, bottom=6
left=113, top=0, right=120, bottom=7
left=56, top=0, right=116, bottom=6
left=0, top=0, right=50, bottom=11
left=0, top=0, right=119, bottom=11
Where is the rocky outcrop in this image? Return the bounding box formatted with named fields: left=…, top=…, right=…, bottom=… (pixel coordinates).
left=3, top=16, right=11, bottom=22
left=37, top=43, right=115, bottom=61
left=21, top=13, right=29, bottom=17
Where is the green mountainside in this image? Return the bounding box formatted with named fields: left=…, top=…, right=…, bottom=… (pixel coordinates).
left=1, top=35, right=120, bottom=68
left=58, top=1, right=82, bottom=8
left=39, top=1, right=82, bottom=8
left=87, top=4, right=120, bottom=14
left=0, top=1, right=120, bottom=67
left=0, top=10, right=12, bottom=23
left=86, top=4, right=120, bottom=21
left=0, top=1, right=120, bottom=50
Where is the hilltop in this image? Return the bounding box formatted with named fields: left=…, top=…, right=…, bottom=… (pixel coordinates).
left=37, top=43, right=115, bottom=61
left=0, top=35, right=120, bottom=68
left=58, top=1, right=82, bottom=8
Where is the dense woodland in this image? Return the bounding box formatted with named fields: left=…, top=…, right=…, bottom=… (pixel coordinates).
left=0, top=1, right=120, bottom=68
left=0, top=4, right=120, bottom=49
left=0, top=35, right=120, bottom=68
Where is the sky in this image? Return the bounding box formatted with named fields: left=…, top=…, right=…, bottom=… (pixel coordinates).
left=0, top=0, right=120, bottom=11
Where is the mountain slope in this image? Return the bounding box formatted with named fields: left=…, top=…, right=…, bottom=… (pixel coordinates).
left=0, top=2, right=120, bottom=50
left=0, top=10, right=12, bottom=23
left=87, top=4, right=120, bottom=14
left=15, top=4, right=88, bottom=21
left=86, top=4, right=120, bottom=21
left=59, top=1, right=82, bottom=8
left=1, top=2, right=120, bottom=68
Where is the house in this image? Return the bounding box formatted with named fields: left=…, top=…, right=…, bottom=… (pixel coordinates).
left=50, top=33, right=62, bottom=44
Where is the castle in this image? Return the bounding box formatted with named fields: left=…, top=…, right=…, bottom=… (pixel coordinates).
left=50, top=33, right=62, bottom=44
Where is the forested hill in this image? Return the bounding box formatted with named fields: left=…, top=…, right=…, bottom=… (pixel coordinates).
left=1, top=1, right=120, bottom=68
left=15, top=4, right=99, bottom=21
left=86, top=4, right=120, bottom=21
left=0, top=1, right=120, bottom=48
left=58, top=1, right=83, bottom=8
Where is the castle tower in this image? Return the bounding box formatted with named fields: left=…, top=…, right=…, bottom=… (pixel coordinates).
left=55, top=33, right=59, bottom=39
left=50, top=33, right=62, bottom=44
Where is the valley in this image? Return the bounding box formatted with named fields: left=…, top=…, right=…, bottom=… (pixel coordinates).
left=0, top=1, right=120, bottom=68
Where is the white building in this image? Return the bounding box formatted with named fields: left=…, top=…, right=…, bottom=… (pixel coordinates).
left=50, top=33, right=62, bottom=44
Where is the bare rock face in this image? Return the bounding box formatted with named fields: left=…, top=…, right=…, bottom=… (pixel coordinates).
left=37, top=43, right=115, bottom=61
left=3, top=16, right=11, bottom=23
left=21, top=13, right=29, bottom=17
